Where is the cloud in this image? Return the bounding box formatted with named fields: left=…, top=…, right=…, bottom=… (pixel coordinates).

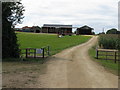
left=16, top=0, right=119, bottom=33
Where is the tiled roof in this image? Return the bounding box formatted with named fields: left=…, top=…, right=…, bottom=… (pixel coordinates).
left=78, top=25, right=94, bottom=30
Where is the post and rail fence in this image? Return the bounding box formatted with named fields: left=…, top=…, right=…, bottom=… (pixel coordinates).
left=96, top=48, right=119, bottom=63
left=20, top=46, right=50, bottom=59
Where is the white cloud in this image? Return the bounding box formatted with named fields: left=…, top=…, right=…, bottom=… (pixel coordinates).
left=16, top=0, right=119, bottom=33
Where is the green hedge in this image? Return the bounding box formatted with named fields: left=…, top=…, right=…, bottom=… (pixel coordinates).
left=98, top=34, right=120, bottom=49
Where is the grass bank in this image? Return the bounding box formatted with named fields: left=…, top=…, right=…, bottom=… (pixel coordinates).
left=89, top=45, right=118, bottom=75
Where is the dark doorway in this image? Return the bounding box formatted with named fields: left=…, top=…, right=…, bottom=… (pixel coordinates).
left=36, top=30, right=40, bottom=33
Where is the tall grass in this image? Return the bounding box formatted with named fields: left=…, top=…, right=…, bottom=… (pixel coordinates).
left=98, top=34, right=120, bottom=49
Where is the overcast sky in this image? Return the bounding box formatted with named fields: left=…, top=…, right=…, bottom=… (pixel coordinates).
left=16, top=0, right=119, bottom=33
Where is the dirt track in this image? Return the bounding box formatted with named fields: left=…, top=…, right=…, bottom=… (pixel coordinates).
left=38, top=36, right=118, bottom=88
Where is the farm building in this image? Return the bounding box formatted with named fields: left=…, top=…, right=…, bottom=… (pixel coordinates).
left=21, top=26, right=41, bottom=33
left=14, top=28, right=22, bottom=32
left=41, top=24, right=72, bottom=35
left=22, top=26, right=32, bottom=32
left=31, top=26, right=41, bottom=33
left=76, top=25, right=94, bottom=35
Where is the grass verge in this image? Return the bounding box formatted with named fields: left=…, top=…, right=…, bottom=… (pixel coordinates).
left=89, top=45, right=118, bottom=75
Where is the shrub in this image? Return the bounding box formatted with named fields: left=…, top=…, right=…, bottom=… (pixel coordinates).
left=106, top=28, right=117, bottom=34
left=98, top=34, right=120, bottom=49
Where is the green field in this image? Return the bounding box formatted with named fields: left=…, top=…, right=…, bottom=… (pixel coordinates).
left=17, top=32, right=92, bottom=55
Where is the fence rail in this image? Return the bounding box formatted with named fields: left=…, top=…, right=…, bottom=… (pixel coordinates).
left=96, top=48, right=119, bottom=63
left=20, top=46, right=50, bottom=59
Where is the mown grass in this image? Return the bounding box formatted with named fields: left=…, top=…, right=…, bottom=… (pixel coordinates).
left=17, top=32, right=92, bottom=55
left=89, top=45, right=119, bottom=75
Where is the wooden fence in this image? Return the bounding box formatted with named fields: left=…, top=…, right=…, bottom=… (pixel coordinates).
left=20, top=46, right=50, bottom=58
left=96, top=49, right=119, bottom=63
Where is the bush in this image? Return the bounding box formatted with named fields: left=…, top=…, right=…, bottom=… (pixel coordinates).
left=106, top=28, right=117, bottom=34
left=98, top=34, right=120, bottom=49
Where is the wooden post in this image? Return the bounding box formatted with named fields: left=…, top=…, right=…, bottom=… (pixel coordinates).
left=42, top=48, right=44, bottom=58
left=106, top=51, right=107, bottom=60
left=48, top=46, right=50, bottom=56
left=96, top=49, right=98, bottom=59
left=27, top=49, right=30, bottom=56
left=26, top=49, right=28, bottom=58
left=115, top=51, right=117, bottom=63
left=34, top=49, right=36, bottom=58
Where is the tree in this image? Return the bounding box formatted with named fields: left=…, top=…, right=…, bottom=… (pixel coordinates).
left=74, top=31, right=76, bottom=34
left=92, top=32, right=95, bottom=35
left=2, top=1, right=25, bottom=58
left=98, top=32, right=105, bottom=35
left=106, top=28, right=117, bottom=34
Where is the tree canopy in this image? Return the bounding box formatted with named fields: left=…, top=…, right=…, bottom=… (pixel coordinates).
left=106, top=28, right=118, bottom=34
left=2, top=1, right=25, bottom=58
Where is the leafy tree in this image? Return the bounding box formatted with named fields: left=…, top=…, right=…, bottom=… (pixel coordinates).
left=92, top=32, right=95, bottom=35
left=2, top=1, right=25, bottom=58
left=74, top=31, right=76, bottom=34
left=106, top=28, right=117, bottom=34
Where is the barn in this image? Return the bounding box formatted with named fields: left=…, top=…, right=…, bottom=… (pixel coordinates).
left=31, top=26, right=41, bottom=33
left=76, top=25, right=94, bottom=35
left=41, top=24, right=72, bottom=35
left=21, top=26, right=41, bottom=33
left=22, top=26, right=32, bottom=32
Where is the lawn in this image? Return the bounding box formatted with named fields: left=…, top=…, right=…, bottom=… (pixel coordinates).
left=17, top=32, right=92, bottom=55
left=89, top=45, right=118, bottom=75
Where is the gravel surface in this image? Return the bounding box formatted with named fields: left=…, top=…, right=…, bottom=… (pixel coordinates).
left=37, top=36, right=118, bottom=88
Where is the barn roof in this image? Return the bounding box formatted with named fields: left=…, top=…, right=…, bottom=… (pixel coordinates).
left=22, top=26, right=32, bottom=29
left=78, top=25, right=94, bottom=30
left=43, top=24, right=72, bottom=28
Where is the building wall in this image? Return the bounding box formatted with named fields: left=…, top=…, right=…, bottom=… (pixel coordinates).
left=77, top=29, right=92, bottom=35
left=41, top=27, right=72, bottom=34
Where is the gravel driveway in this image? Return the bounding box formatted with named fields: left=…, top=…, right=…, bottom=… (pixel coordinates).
left=37, top=36, right=118, bottom=88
